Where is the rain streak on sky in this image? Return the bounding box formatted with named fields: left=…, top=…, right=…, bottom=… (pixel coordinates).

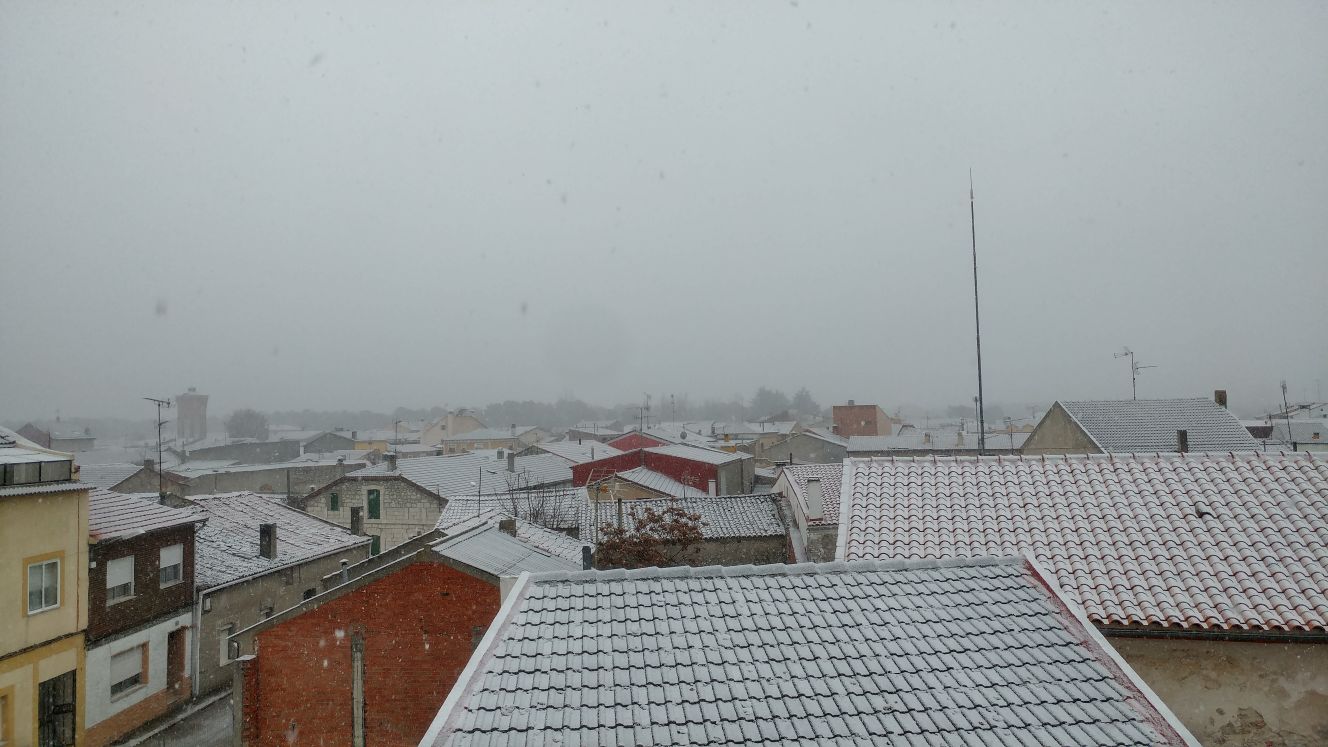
left=1, top=1, right=1325, bottom=418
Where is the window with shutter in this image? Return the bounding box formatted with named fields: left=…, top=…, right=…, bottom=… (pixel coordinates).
left=110, top=646, right=144, bottom=696
left=159, top=544, right=184, bottom=587
left=107, top=556, right=135, bottom=603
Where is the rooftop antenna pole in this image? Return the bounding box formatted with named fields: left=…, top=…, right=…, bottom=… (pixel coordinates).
left=144, top=397, right=172, bottom=502
left=969, top=170, right=987, bottom=454
left=1114, top=347, right=1157, bottom=400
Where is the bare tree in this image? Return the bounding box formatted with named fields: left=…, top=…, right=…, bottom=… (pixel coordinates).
left=225, top=408, right=269, bottom=440
left=594, top=502, right=706, bottom=569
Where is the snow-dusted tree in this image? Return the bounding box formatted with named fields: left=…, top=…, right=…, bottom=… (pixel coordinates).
left=594, top=503, right=706, bottom=569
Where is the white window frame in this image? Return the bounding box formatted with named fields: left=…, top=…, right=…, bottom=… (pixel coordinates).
left=159, top=544, right=184, bottom=588
left=106, top=555, right=135, bottom=604
left=26, top=559, right=60, bottom=615
left=109, top=645, right=145, bottom=698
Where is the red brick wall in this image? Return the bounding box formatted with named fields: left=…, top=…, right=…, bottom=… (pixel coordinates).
left=572, top=449, right=718, bottom=492
left=832, top=404, right=892, bottom=437
left=246, top=562, right=499, bottom=747
left=572, top=450, right=646, bottom=486
left=87, top=524, right=196, bottom=642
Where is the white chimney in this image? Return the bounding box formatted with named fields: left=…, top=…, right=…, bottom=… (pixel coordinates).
left=707, top=479, right=717, bottom=497
left=805, top=479, right=824, bottom=521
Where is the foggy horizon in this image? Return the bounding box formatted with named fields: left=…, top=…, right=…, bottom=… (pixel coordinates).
left=3, top=1, right=1325, bottom=422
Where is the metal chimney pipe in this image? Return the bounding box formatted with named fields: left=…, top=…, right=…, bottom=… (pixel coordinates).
left=1177, top=429, right=1189, bottom=453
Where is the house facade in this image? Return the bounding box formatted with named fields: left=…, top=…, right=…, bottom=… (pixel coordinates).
left=439, top=426, right=545, bottom=454
left=84, top=489, right=202, bottom=747
left=831, top=401, right=894, bottom=437
left=1022, top=394, right=1260, bottom=454
left=0, top=443, right=87, bottom=747
left=755, top=430, right=847, bottom=464
left=189, top=492, right=372, bottom=695
left=572, top=444, right=755, bottom=496
left=230, top=513, right=582, bottom=747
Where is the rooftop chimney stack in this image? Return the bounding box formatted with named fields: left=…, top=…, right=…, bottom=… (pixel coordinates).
left=498, top=517, right=517, bottom=536
left=510, top=423, right=516, bottom=437
left=350, top=507, right=364, bottom=535
left=581, top=545, right=593, bottom=570
left=806, top=478, right=824, bottom=522
left=339, top=558, right=350, bottom=585
left=507, top=452, right=516, bottom=473
left=707, top=479, right=717, bottom=497
left=847, top=399, right=855, bottom=406
left=1214, top=390, right=1229, bottom=408
left=143, top=458, right=154, bottom=470
left=1177, top=429, right=1189, bottom=453
left=385, top=452, right=398, bottom=471
left=259, top=523, right=277, bottom=559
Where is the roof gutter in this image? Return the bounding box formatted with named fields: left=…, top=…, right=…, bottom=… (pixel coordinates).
left=1097, top=625, right=1328, bottom=644
left=198, top=537, right=373, bottom=596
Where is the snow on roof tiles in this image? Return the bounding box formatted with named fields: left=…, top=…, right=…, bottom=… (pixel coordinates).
left=601, top=466, right=707, bottom=498
left=441, top=426, right=539, bottom=442
left=840, top=452, right=1328, bottom=632
left=533, top=440, right=622, bottom=464
left=191, top=492, right=369, bottom=589
left=644, top=443, right=748, bottom=465
left=424, top=558, right=1195, bottom=746
left=88, top=487, right=202, bottom=542
left=578, top=492, right=786, bottom=544
left=350, top=451, right=571, bottom=496
left=1058, top=398, right=1260, bottom=452
left=437, top=509, right=588, bottom=564
left=78, top=463, right=146, bottom=489
left=434, top=488, right=587, bottom=532
left=430, top=524, right=581, bottom=578
left=780, top=462, right=844, bottom=525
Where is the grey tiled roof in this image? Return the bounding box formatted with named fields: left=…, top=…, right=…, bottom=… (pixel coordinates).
left=840, top=452, right=1328, bottom=632
left=88, top=487, right=203, bottom=542
left=437, top=509, right=588, bottom=564
left=780, top=462, right=844, bottom=526
left=847, top=431, right=1029, bottom=452
left=435, top=488, right=587, bottom=532
left=578, top=493, right=786, bottom=544
left=430, top=524, right=581, bottom=578
left=191, top=492, right=370, bottom=589
left=423, top=558, right=1194, bottom=746
left=531, top=440, right=623, bottom=465
left=349, top=451, right=571, bottom=497
left=441, top=426, right=538, bottom=442
left=601, top=466, right=706, bottom=498
left=1058, top=398, right=1259, bottom=452
left=78, top=462, right=145, bottom=489
left=645, top=443, right=748, bottom=465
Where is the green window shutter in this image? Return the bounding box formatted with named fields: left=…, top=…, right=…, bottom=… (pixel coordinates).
left=329, top=492, right=339, bottom=511
left=367, top=489, right=381, bottom=519
left=370, top=535, right=381, bottom=555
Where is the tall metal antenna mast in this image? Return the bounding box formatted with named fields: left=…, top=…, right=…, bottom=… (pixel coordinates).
left=969, top=171, right=986, bottom=454
left=144, top=396, right=172, bottom=502
left=1114, top=347, right=1157, bottom=400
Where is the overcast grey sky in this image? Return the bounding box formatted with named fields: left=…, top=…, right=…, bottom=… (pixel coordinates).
left=2, top=1, right=1325, bottom=420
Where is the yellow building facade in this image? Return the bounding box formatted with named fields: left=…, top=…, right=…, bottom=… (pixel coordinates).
left=1, top=444, right=88, bottom=747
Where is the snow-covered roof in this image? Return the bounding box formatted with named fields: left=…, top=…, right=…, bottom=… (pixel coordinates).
left=441, top=426, right=539, bottom=442
left=598, top=466, right=707, bottom=498
left=88, top=487, right=203, bottom=543
left=423, top=558, right=1196, bottom=747
left=847, top=431, right=1029, bottom=453
left=1056, top=398, right=1259, bottom=452
left=1267, top=419, right=1328, bottom=445
left=191, top=492, right=370, bottom=589
left=347, top=451, right=571, bottom=497
left=435, top=510, right=587, bottom=568
left=435, top=488, right=587, bottom=532
left=531, top=440, right=623, bottom=465
left=780, top=463, right=844, bottom=526
left=645, top=443, right=748, bottom=465
left=840, top=452, right=1328, bottom=632
left=78, top=462, right=145, bottom=489
left=578, top=493, right=786, bottom=544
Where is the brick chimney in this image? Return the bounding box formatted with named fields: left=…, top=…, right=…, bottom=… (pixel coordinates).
left=1214, top=390, right=1228, bottom=408
left=259, top=524, right=277, bottom=559
left=350, top=507, right=364, bottom=535
left=143, top=457, right=155, bottom=470
left=498, top=517, right=517, bottom=536
left=805, top=478, right=824, bottom=522
left=1177, top=429, right=1189, bottom=453
left=507, top=452, right=516, bottom=473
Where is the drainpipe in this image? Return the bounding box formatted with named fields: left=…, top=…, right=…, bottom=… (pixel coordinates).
left=191, top=591, right=204, bottom=698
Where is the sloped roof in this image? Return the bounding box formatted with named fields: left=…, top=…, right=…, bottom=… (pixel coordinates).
left=840, top=453, right=1328, bottom=632
left=437, top=509, right=588, bottom=564
left=348, top=451, right=570, bottom=497
left=847, top=431, right=1029, bottom=452
left=191, top=492, right=370, bottom=589
left=1268, top=419, right=1328, bottom=445
left=441, top=426, right=539, bottom=442
left=422, top=558, right=1195, bottom=747
left=87, top=487, right=203, bottom=542
left=645, top=443, right=748, bottom=465
left=799, top=427, right=848, bottom=446
left=430, top=524, right=581, bottom=578
left=1057, top=398, right=1259, bottom=452
left=532, top=440, right=623, bottom=465
left=435, top=488, right=587, bottom=532
left=578, top=493, right=786, bottom=544
left=77, top=462, right=144, bottom=489
left=599, top=466, right=707, bottom=498
left=780, top=463, right=844, bottom=526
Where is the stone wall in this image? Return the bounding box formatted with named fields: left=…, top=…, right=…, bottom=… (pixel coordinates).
left=303, top=477, right=443, bottom=552
left=184, top=463, right=352, bottom=498
left=1021, top=403, right=1102, bottom=454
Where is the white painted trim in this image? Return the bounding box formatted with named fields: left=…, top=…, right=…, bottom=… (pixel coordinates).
left=1024, top=554, right=1201, bottom=747
left=833, top=458, right=854, bottom=561
left=417, top=572, right=535, bottom=747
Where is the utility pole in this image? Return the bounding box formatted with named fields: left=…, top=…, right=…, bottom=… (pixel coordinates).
left=969, top=171, right=986, bottom=454
left=1114, top=347, right=1157, bottom=400
left=144, top=397, right=172, bottom=502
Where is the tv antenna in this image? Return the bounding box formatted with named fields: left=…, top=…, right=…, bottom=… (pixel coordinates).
left=1113, top=347, right=1157, bottom=400
left=969, top=170, right=986, bottom=453
left=144, top=397, right=172, bottom=502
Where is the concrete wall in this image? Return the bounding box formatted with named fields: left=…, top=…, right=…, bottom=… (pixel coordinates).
left=759, top=433, right=847, bottom=465
left=1111, top=636, right=1328, bottom=746
left=1021, top=403, right=1102, bottom=454
left=84, top=611, right=191, bottom=747
left=186, top=441, right=302, bottom=465
left=184, top=463, right=353, bottom=498
left=304, top=477, right=443, bottom=551
left=693, top=536, right=788, bottom=566
left=196, top=547, right=370, bottom=695
left=113, top=468, right=189, bottom=498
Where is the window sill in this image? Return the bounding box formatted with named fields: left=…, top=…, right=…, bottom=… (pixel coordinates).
left=160, top=579, right=183, bottom=590
left=26, top=605, right=60, bottom=616
left=106, top=595, right=136, bottom=607
left=110, top=683, right=147, bottom=702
